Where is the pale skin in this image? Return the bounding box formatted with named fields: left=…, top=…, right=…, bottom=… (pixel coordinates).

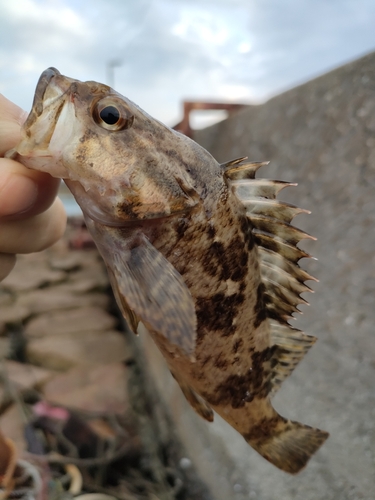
left=0, top=94, right=66, bottom=282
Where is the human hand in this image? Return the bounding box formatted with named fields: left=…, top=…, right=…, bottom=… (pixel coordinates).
left=0, top=94, right=66, bottom=282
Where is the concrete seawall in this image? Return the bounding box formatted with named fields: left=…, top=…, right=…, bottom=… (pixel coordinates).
left=143, top=51, right=375, bottom=499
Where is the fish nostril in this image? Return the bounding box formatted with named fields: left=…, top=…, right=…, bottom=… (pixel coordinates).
left=70, top=83, right=78, bottom=102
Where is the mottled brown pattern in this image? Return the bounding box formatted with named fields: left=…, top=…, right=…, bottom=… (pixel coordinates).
left=195, top=291, right=245, bottom=338
left=201, top=345, right=276, bottom=408
left=12, top=68, right=328, bottom=474
left=239, top=213, right=256, bottom=251
left=250, top=346, right=277, bottom=398
left=232, top=338, right=243, bottom=353
left=202, top=370, right=254, bottom=409
left=254, top=282, right=268, bottom=328
left=243, top=414, right=284, bottom=442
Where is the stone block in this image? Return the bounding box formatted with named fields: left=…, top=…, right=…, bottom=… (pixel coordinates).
left=3, top=361, right=55, bottom=390
left=0, top=304, right=30, bottom=324
left=42, top=363, right=129, bottom=414
left=26, top=330, right=128, bottom=370
left=24, top=306, right=117, bottom=338
left=48, top=252, right=86, bottom=272
left=16, top=286, right=110, bottom=315
left=1, top=255, right=66, bottom=292
left=66, top=265, right=109, bottom=293
left=0, top=361, right=56, bottom=408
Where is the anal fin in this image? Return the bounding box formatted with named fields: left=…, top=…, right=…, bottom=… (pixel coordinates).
left=171, top=370, right=214, bottom=422
left=107, top=267, right=140, bottom=334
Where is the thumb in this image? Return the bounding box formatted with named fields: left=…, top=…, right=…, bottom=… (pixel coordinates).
left=0, top=94, right=28, bottom=156
left=0, top=158, right=60, bottom=220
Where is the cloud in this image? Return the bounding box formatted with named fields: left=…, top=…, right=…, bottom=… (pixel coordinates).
left=0, top=0, right=374, bottom=126
left=0, top=0, right=91, bottom=60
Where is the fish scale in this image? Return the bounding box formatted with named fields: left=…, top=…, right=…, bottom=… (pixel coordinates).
left=7, top=67, right=328, bottom=474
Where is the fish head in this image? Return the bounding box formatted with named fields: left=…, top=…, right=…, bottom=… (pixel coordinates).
left=11, top=67, right=211, bottom=226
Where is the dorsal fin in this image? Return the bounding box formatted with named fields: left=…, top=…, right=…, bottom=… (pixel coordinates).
left=231, top=178, right=296, bottom=199
left=222, top=157, right=269, bottom=180
left=227, top=158, right=318, bottom=394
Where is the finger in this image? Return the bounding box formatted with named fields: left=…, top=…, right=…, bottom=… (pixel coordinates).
left=0, top=94, right=28, bottom=155
left=0, top=158, right=60, bottom=220
left=0, top=197, right=67, bottom=254
left=0, top=253, right=16, bottom=282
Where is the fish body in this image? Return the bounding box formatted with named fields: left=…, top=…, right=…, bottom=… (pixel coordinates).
left=8, top=68, right=328, bottom=473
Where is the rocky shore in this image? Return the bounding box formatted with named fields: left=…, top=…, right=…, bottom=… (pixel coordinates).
left=0, top=219, right=211, bottom=499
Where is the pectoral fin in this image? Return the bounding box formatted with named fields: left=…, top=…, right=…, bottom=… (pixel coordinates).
left=95, top=227, right=197, bottom=356
left=107, top=267, right=140, bottom=334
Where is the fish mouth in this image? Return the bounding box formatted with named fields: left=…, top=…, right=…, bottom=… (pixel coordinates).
left=6, top=67, right=67, bottom=162
left=23, top=67, right=77, bottom=144
left=10, top=67, right=77, bottom=168
left=24, top=67, right=62, bottom=129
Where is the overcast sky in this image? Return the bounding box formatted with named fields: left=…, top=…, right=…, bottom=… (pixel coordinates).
left=1, top=0, right=375, bottom=128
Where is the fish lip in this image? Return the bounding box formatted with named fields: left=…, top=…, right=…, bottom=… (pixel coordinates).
left=25, top=67, right=61, bottom=129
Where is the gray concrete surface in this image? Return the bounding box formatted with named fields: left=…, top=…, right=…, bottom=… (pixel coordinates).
left=198, top=50, right=375, bottom=499
left=141, top=51, right=375, bottom=499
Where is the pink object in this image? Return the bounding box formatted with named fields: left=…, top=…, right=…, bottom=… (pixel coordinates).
left=33, top=401, right=69, bottom=421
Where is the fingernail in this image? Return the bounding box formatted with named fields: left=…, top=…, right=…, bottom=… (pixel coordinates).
left=0, top=174, right=39, bottom=217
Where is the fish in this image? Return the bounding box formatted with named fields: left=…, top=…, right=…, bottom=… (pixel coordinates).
left=7, top=67, right=328, bottom=473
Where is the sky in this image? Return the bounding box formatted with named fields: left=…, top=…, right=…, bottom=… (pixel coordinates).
left=1, top=0, right=375, bottom=128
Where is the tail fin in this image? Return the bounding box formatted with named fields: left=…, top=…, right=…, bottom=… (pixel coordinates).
left=245, top=415, right=328, bottom=474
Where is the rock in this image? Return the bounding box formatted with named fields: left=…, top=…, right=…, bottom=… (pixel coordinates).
left=42, top=363, right=129, bottom=414
left=49, top=253, right=82, bottom=271
left=26, top=330, right=128, bottom=370
left=0, top=290, right=13, bottom=307
left=0, top=361, right=55, bottom=408
left=3, top=361, right=55, bottom=390
left=1, top=255, right=66, bottom=292
left=24, top=306, right=117, bottom=338
left=0, top=404, right=26, bottom=454
left=48, top=247, right=100, bottom=271
left=0, top=338, right=8, bottom=358
left=66, top=266, right=109, bottom=293
left=0, top=304, right=30, bottom=324
left=16, top=286, right=110, bottom=315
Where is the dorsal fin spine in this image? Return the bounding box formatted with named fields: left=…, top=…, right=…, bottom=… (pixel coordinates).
left=223, top=157, right=269, bottom=180
left=227, top=158, right=318, bottom=394
left=231, top=179, right=296, bottom=199
left=258, top=247, right=318, bottom=284
left=260, top=261, right=313, bottom=295
left=244, top=197, right=310, bottom=224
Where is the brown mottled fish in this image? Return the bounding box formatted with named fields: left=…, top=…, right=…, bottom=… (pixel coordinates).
left=8, top=68, right=328, bottom=473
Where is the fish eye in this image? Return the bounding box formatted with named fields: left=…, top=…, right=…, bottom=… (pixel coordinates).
left=100, top=105, right=120, bottom=125
left=93, top=99, right=134, bottom=131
